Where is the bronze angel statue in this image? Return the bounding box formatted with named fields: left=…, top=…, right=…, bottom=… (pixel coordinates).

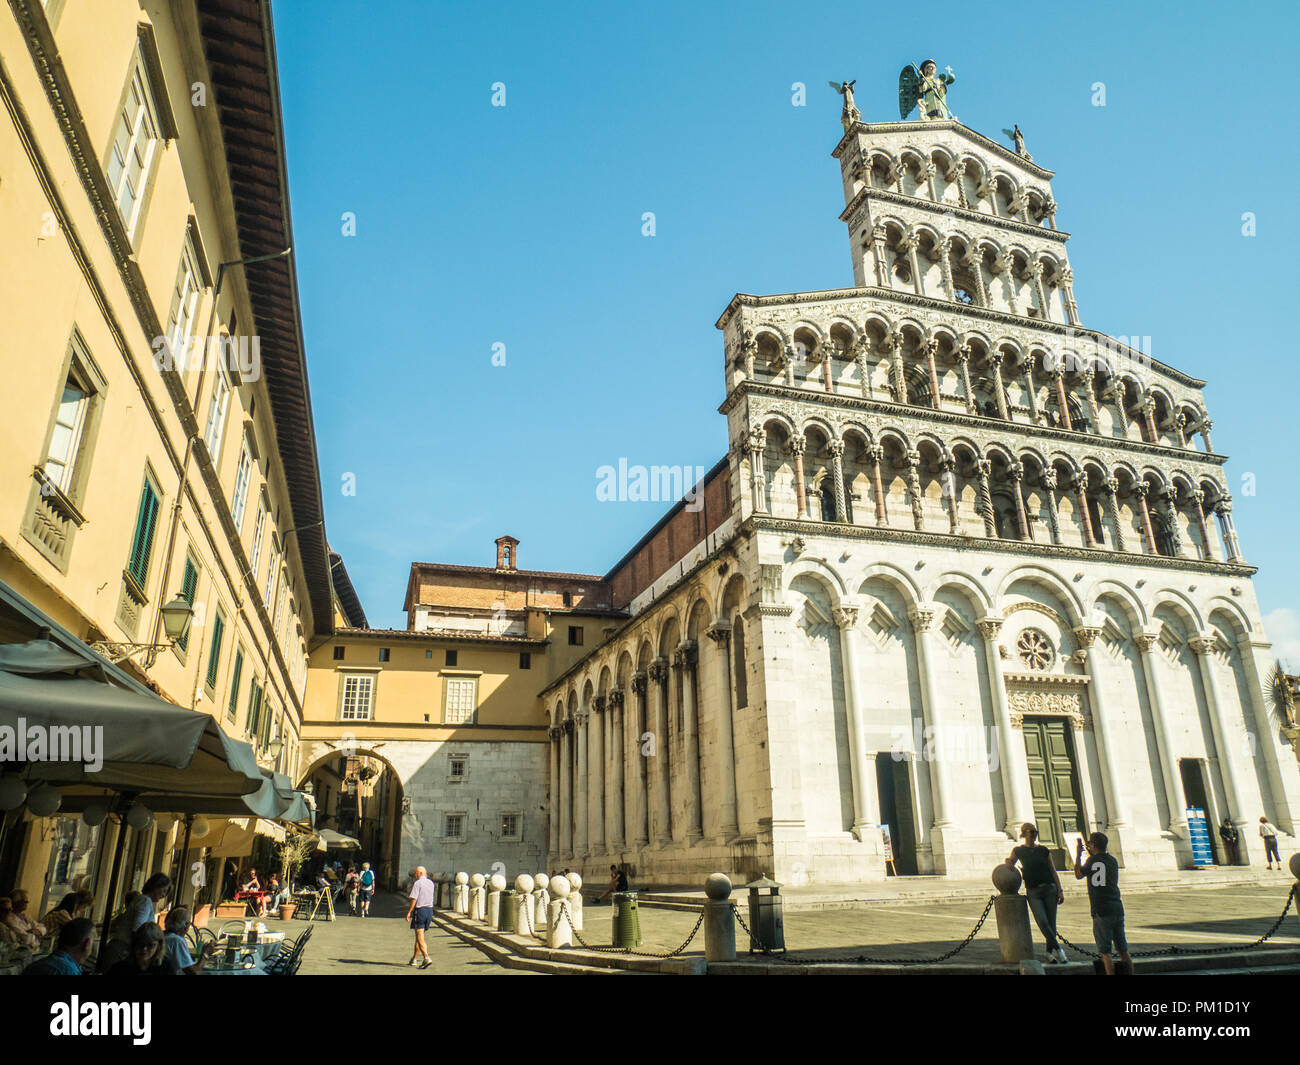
left=899, top=59, right=955, bottom=122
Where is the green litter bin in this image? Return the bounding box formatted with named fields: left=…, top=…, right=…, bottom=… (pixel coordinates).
left=499, top=889, right=515, bottom=933
left=612, top=892, right=641, bottom=948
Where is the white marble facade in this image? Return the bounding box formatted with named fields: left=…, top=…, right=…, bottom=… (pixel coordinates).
left=538, top=116, right=1300, bottom=886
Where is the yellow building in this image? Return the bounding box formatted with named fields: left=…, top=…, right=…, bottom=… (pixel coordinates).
left=0, top=0, right=332, bottom=919
left=301, top=536, right=625, bottom=881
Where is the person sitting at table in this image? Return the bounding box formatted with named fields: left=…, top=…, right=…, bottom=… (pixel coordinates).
left=23, top=917, right=95, bottom=975
left=42, top=891, right=94, bottom=935
left=237, top=868, right=267, bottom=916
left=107, top=922, right=179, bottom=976
left=265, top=875, right=290, bottom=914
left=162, top=907, right=214, bottom=975
left=6, top=890, right=47, bottom=943
left=0, top=897, right=36, bottom=949
left=99, top=874, right=171, bottom=973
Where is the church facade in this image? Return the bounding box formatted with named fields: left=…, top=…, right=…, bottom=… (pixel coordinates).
left=537, top=103, right=1300, bottom=884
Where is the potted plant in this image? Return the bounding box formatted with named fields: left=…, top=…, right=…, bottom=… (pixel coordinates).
left=275, top=833, right=316, bottom=920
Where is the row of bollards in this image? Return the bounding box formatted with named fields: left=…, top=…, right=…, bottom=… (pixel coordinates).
left=433, top=870, right=587, bottom=948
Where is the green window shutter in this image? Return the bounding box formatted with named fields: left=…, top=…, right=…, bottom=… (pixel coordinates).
left=260, top=698, right=273, bottom=747
left=247, top=681, right=262, bottom=737
left=127, top=480, right=160, bottom=587
left=176, top=559, right=199, bottom=650
left=227, top=649, right=243, bottom=719
left=205, top=614, right=224, bottom=688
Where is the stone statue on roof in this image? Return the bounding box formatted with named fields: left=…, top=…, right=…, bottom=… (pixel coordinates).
left=829, top=80, right=860, bottom=131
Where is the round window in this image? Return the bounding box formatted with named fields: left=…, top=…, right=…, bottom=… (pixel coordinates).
left=1016, top=628, right=1054, bottom=671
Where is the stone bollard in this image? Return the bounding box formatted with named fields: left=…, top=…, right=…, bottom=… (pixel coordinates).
left=547, top=875, right=573, bottom=948
left=514, top=875, right=535, bottom=933
left=565, top=871, right=584, bottom=931
left=441, top=874, right=452, bottom=909
left=702, top=873, right=737, bottom=962
left=991, top=863, right=1034, bottom=965
left=487, top=873, right=507, bottom=929
left=469, top=873, right=486, bottom=921
left=454, top=872, right=469, bottom=914
left=533, top=873, right=550, bottom=929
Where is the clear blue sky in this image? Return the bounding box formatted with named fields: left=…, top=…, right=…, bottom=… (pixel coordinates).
left=271, top=0, right=1300, bottom=658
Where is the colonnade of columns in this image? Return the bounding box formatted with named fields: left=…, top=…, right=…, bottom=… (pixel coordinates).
left=549, top=632, right=741, bottom=861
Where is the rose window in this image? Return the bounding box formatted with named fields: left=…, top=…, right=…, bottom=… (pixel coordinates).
left=1017, top=629, right=1054, bottom=671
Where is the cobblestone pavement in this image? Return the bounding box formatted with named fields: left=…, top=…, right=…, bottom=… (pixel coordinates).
left=561, top=881, right=1300, bottom=964
left=296, top=891, right=537, bottom=975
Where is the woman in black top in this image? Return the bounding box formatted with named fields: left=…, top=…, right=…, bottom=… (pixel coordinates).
left=1005, top=822, right=1067, bottom=964
left=107, top=923, right=180, bottom=975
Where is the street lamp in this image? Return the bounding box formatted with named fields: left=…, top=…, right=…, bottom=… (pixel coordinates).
left=92, top=595, right=195, bottom=668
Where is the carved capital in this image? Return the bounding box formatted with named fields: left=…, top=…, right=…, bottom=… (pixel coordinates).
left=1041, top=469, right=1058, bottom=490
left=648, top=657, right=669, bottom=684
left=631, top=671, right=648, bottom=697
left=832, top=606, right=859, bottom=630
left=828, top=440, right=846, bottom=459
left=592, top=695, right=606, bottom=714
left=608, top=689, right=625, bottom=709
left=1073, top=626, right=1102, bottom=649
left=1188, top=636, right=1217, bottom=656
left=704, top=624, right=731, bottom=647
left=789, top=437, right=807, bottom=457
left=673, top=639, right=699, bottom=670
left=976, top=617, right=1003, bottom=641
left=1102, top=476, right=1119, bottom=495
left=866, top=444, right=884, bottom=464
left=1135, top=633, right=1158, bottom=653
left=1133, top=482, right=1150, bottom=499
left=745, top=429, right=766, bottom=454
left=976, top=458, right=992, bottom=478
left=908, top=607, right=935, bottom=633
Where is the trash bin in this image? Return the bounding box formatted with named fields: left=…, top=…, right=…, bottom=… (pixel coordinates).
left=499, top=889, right=515, bottom=933
left=612, top=891, right=641, bottom=948
left=745, top=875, right=785, bottom=953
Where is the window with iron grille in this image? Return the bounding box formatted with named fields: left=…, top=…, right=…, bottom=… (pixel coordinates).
left=444, top=814, right=464, bottom=839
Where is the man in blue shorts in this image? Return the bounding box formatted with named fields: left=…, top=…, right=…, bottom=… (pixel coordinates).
left=405, top=865, right=435, bottom=969
left=358, top=861, right=376, bottom=918
left=1074, top=832, right=1130, bottom=975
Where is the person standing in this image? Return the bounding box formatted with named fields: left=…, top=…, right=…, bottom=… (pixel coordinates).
left=358, top=862, right=376, bottom=918
left=1006, top=823, right=1067, bottom=964
left=1259, top=816, right=1282, bottom=869
left=405, top=866, right=435, bottom=969
left=1218, top=818, right=1240, bottom=866
left=1074, top=832, right=1130, bottom=975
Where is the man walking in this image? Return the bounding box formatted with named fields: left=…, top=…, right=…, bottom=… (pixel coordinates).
left=1074, top=832, right=1130, bottom=975
left=358, top=862, right=376, bottom=917
left=405, top=865, right=435, bottom=969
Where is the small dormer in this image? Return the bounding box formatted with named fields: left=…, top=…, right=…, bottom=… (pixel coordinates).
left=495, top=535, right=519, bottom=570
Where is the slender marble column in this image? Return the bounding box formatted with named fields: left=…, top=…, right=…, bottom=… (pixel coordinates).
left=630, top=671, right=649, bottom=845
left=910, top=607, right=952, bottom=827
left=549, top=728, right=561, bottom=853
left=649, top=658, right=672, bottom=844
left=609, top=690, right=625, bottom=847
left=1080, top=369, right=1101, bottom=433
left=1009, top=462, right=1031, bottom=541
left=868, top=445, right=887, bottom=526
left=1134, top=483, right=1158, bottom=554
left=1102, top=476, right=1125, bottom=552
left=834, top=605, right=879, bottom=838
left=1214, top=498, right=1242, bottom=561
left=941, top=457, right=959, bottom=533
left=977, top=459, right=997, bottom=538
left=1190, top=489, right=1213, bottom=560
left=790, top=437, right=808, bottom=519
left=1140, top=396, right=1159, bottom=443
left=590, top=697, right=605, bottom=853
left=1072, top=628, right=1130, bottom=829
left=829, top=441, right=847, bottom=523
left=956, top=345, right=976, bottom=413
left=675, top=642, right=703, bottom=843
left=1136, top=633, right=1188, bottom=834
left=820, top=342, right=835, bottom=394
left=705, top=625, right=739, bottom=839
left=746, top=429, right=767, bottom=515
left=575, top=711, right=589, bottom=855
left=1076, top=475, right=1097, bottom=548
left=977, top=618, right=1034, bottom=832
left=1052, top=370, right=1073, bottom=430
left=853, top=335, right=871, bottom=399
left=560, top=720, right=573, bottom=855
left=988, top=352, right=1010, bottom=420
left=1023, top=357, right=1042, bottom=425
left=1041, top=469, right=1062, bottom=544
left=923, top=338, right=942, bottom=409
left=1159, top=492, right=1183, bottom=556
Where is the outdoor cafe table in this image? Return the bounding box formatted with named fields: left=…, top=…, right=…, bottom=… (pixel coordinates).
left=201, top=955, right=268, bottom=975
left=216, top=928, right=285, bottom=963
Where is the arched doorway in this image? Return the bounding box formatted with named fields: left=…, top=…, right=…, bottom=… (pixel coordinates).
left=298, top=749, right=404, bottom=892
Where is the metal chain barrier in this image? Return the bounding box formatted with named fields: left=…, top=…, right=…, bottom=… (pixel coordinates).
left=1056, top=882, right=1297, bottom=961
left=732, top=895, right=997, bottom=965
left=560, top=899, right=705, bottom=958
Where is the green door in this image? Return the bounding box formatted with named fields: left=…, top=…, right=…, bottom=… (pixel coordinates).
left=1022, top=718, right=1085, bottom=869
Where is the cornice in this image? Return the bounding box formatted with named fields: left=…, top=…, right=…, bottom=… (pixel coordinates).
left=839, top=186, right=1069, bottom=245
left=831, top=119, right=1056, bottom=181
left=723, top=381, right=1228, bottom=470
left=743, top=515, right=1257, bottom=578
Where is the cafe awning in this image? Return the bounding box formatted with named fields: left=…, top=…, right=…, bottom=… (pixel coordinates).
left=0, top=636, right=263, bottom=800
left=315, top=828, right=360, bottom=851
